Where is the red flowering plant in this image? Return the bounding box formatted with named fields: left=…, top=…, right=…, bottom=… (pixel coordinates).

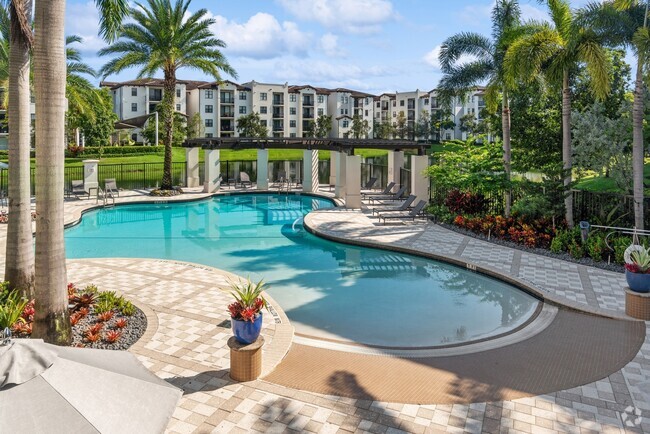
left=625, top=248, right=650, bottom=274
left=227, top=278, right=269, bottom=323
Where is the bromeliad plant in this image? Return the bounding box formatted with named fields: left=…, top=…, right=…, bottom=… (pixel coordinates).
left=626, top=247, right=650, bottom=274
left=228, top=278, right=269, bottom=323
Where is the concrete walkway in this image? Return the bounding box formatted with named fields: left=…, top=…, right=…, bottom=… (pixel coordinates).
left=1, top=188, right=649, bottom=433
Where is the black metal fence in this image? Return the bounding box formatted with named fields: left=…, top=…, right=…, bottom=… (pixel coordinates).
left=430, top=181, right=523, bottom=216
left=361, top=163, right=388, bottom=190
left=400, top=168, right=411, bottom=194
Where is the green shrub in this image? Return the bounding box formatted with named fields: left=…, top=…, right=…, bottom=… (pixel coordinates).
left=0, top=290, right=28, bottom=329
left=585, top=234, right=607, bottom=261
left=549, top=228, right=580, bottom=253
left=613, top=236, right=632, bottom=264
left=426, top=204, right=455, bottom=223
left=93, top=299, right=113, bottom=314
left=568, top=240, right=585, bottom=259
left=550, top=236, right=565, bottom=253
left=120, top=301, right=136, bottom=316
left=511, top=195, right=552, bottom=221
left=64, top=146, right=164, bottom=158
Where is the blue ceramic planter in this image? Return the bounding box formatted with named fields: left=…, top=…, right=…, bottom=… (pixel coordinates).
left=626, top=270, right=650, bottom=293
left=232, top=313, right=263, bottom=344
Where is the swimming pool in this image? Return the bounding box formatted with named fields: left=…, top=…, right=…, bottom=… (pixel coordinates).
left=65, top=194, right=540, bottom=347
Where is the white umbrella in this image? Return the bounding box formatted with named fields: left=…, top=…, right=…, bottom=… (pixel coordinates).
left=0, top=338, right=182, bottom=434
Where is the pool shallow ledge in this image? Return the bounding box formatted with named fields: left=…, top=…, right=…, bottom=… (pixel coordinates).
left=302, top=209, right=639, bottom=323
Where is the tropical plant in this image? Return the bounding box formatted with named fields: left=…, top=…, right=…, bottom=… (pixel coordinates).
left=439, top=0, right=524, bottom=216
left=580, top=0, right=648, bottom=229
left=0, top=289, right=28, bottom=328
left=394, top=111, right=407, bottom=139
left=313, top=114, right=332, bottom=138
left=99, top=0, right=237, bottom=190
left=105, top=330, right=122, bottom=343
left=120, top=300, right=136, bottom=316
left=350, top=114, right=370, bottom=139
left=627, top=247, right=650, bottom=273
left=186, top=112, right=204, bottom=139
left=93, top=299, right=114, bottom=314
left=505, top=0, right=611, bottom=228
left=68, top=88, right=118, bottom=147
left=65, top=35, right=99, bottom=119
left=235, top=112, right=267, bottom=138
left=227, top=278, right=268, bottom=322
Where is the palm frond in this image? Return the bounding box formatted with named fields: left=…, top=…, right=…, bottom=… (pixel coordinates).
left=95, top=0, right=129, bottom=42
left=439, top=32, right=493, bottom=72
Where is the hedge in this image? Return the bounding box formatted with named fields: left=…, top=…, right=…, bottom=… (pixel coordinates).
left=65, top=146, right=164, bottom=158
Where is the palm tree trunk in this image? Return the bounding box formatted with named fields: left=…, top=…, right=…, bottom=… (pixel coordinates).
left=502, top=86, right=511, bottom=218
left=562, top=69, right=574, bottom=228
left=633, top=54, right=645, bottom=230
left=32, top=0, right=71, bottom=344
left=5, top=0, right=34, bottom=297
left=161, top=68, right=176, bottom=190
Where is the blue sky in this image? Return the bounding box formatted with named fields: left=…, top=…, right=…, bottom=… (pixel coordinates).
left=66, top=0, right=598, bottom=95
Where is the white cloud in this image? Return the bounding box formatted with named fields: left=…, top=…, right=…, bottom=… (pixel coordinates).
left=423, top=45, right=476, bottom=71
left=457, top=3, right=492, bottom=27
left=65, top=1, right=107, bottom=53
left=520, top=4, right=549, bottom=22
left=276, top=0, right=395, bottom=33
left=319, top=33, right=344, bottom=57
left=209, top=12, right=311, bottom=59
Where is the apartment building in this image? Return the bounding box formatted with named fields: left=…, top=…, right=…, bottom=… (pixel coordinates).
left=102, top=78, right=487, bottom=143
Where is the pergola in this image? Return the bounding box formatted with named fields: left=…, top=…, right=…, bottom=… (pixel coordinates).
left=182, top=137, right=431, bottom=208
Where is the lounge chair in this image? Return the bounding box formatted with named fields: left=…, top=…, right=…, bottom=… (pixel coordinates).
left=368, top=185, right=408, bottom=203
left=104, top=178, right=119, bottom=197
left=360, top=177, right=377, bottom=191
left=68, top=180, right=89, bottom=199
left=378, top=200, right=428, bottom=224
left=361, top=181, right=395, bottom=198
left=372, top=194, right=417, bottom=216
left=239, top=172, right=252, bottom=189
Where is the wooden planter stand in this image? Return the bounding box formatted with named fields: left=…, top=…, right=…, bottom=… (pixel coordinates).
left=625, top=288, right=650, bottom=320
left=228, top=336, right=264, bottom=382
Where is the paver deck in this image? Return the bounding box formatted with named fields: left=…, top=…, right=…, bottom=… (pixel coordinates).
left=1, top=188, right=650, bottom=433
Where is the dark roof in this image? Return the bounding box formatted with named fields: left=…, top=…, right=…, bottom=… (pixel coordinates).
left=100, top=78, right=192, bottom=90
left=288, top=85, right=331, bottom=95
left=183, top=137, right=427, bottom=153
left=328, top=88, right=376, bottom=98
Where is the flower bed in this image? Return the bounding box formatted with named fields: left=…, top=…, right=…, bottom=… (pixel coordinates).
left=452, top=214, right=555, bottom=249
left=2, top=282, right=146, bottom=350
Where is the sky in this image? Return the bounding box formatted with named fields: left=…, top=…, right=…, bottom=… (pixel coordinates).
left=66, top=0, right=602, bottom=95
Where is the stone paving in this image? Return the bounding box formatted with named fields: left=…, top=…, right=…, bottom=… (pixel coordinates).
left=2, top=188, right=650, bottom=433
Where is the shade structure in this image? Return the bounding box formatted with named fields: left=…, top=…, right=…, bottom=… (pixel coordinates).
left=0, top=339, right=182, bottom=434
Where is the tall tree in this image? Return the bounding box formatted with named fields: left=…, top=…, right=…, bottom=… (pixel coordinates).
left=313, top=114, right=332, bottom=138
left=99, top=0, right=237, bottom=191
left=580, top=0, right=647, bottom=228
left=394, top=112, right=407, bottom=138
left=65, top=36, right=99, bottom=119
left=438, top=0, right=523, bottom=216
left=350, top=114, right=370, bottom=138
left=415, top=109, right=431, bottom=140
left=32, top=0, right=71, bottom=344
left=236, top=112, right=267, bottom=138
left=505, top=0, right=611, bottom=228
left=4, top=0, right=34, bottom=297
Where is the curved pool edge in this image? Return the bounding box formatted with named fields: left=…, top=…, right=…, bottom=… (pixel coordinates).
left=303, top=209, right=639, bottom=323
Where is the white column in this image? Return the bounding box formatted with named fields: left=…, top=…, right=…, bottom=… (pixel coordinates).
left=185, top=147, right=200, bottom=188
left=411, top=155, right=430, bottom=202
left=203, top=149, right=221, bottom=193
left=302, top=150, right=319, bottom=193
left=83, top=159, right=99, bottom=192
left=335, top=152, right=347, bottom=198
left=345, top=155, right=361, bottom=209
left=257, top=149, right=269, bottom=190
left=329, top=151, right=338, bottom=186
left=388, top=150, right=404, bottom=190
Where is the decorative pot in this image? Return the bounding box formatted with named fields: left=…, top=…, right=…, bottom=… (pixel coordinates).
left=626, top=270, right=650, bottom=293
left=231, top=313, right=263, bottom=344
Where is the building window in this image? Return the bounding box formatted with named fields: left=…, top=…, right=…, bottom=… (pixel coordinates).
left=205, top=90, right=213, bottom=99
left=289, top=94, right=297, bottom=102
left=176, top=89, right=181, bottom=98
left=131, top=103, right=137, bottom=112
left=446, top=133, right=451, bottom=140
left=342, top=120, right=349, bottom=128
left=365, top=110, right=368, bottom=116
left=392, top=101, right=396, bottom=107
left=206, top=133, right=213, bottom=138
left=393, top=112, right=396, bottom=117
left=289, top=120, right=296, bottom=128
left=318, top=108, right=324, bottom=116
left=205, top=105, right=213, bottom=113
left=400, top=100, right=405, bottom=106
left=290, top=132, right=297, bottom=138
left=239, top=91, right=247, bottom=100
left=239, top=106, right=247, bottom=114
left=260, top=92, right=267, bottom=101
left=376, top=102, right=380, bottom=108
left=344, top=109, right=348, bottom=115
left=205, top=119, right=213, bottom=127
left=261, top=120, right=267, bottom=127
left=176, top=104, right=181, bottom=111
left=340, top=109, right=344, bottom=115
left=290, top=107, right=296, bottom=115
left=365, top=98, right=370, bottom=105
left=317, top=95, right=324, bottom=104
left=131, top=87, right=137, bottom=96
left=424, top=98, right=429, bottom=105
left=260, top=106, right=267, bottom=114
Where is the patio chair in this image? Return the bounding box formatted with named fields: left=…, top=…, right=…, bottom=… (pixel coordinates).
left=239, top=172, right=252, bottom=189
left=372, top=194, right=417, bottom=216
left=368, top=185, right=408, bottom=203
left=360, top=177, right=378, bottom=192
left=378, top=200, right=428, bottom=225
left=361, top=181, right=395, bottom=198
left=68, top=180, right=89, bottom=199
left=104, top=178, right=119, bottom=197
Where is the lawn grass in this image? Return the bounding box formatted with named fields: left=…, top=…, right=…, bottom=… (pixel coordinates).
left=574, top=160, right=650, bottom=193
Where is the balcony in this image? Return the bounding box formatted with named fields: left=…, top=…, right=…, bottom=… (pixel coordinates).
left=302, top=108, right=314, bottom=119
left=407, top=100, right=415, bottom=110
left=220, top=120, right=234, bottom=132
left=302, top=96, right=314, bottom=106
left=381, top=102, right=389, bottom=110
left=273, top=121, right=284, bottom=132
left=149, top=89, right=162, bottom=101
left=273, top=94, right=284, bottom=105
left=273, top=108, right=284, bottom=118
left=220, top=95, right=234, bottom=104
left=220, top=108, right=234, bottom=118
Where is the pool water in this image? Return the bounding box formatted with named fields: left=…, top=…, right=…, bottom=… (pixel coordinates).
left=65, top=194, right=539, bottom=347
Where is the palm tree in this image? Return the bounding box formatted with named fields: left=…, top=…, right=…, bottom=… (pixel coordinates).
left=0, top=5, right=9, bottom=101
left=99, top=0, right=237, bottom=190
left=4, top=0, right=34, bottom=298
left=505, top=0, right=611, bottom=228
left=66, top=35, right=99, bottom=119
left=580, top=1, right=648, bottom=229
left=438, top=0, right=522, bottom=217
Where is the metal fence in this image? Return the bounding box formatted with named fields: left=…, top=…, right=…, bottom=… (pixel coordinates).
left=400, top=168, right=411, bottom=195
left=361, top=163, right=388, bottom=190
left=429, top=181, right=523, bottom=216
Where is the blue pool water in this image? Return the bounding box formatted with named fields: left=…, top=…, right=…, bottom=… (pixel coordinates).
left=65, top=194, right=539, bottom=347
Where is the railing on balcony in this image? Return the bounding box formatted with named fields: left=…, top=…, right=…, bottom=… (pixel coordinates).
left=220, top=95, right=234, bottom=104
left=302, top=97, right=314, bottom=106
left=302, top=109, right=314, bottom=118
left=273, top=109, right=284, bottom=118
left=149, top=89, right=162, bottom=101
left=220, top=109, right=234, bottom=117
left=273, top=122, right=284, bottom=132
left=407, top=101, right=415, bottom=110
left=273, top=95, right=284, bottom=105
